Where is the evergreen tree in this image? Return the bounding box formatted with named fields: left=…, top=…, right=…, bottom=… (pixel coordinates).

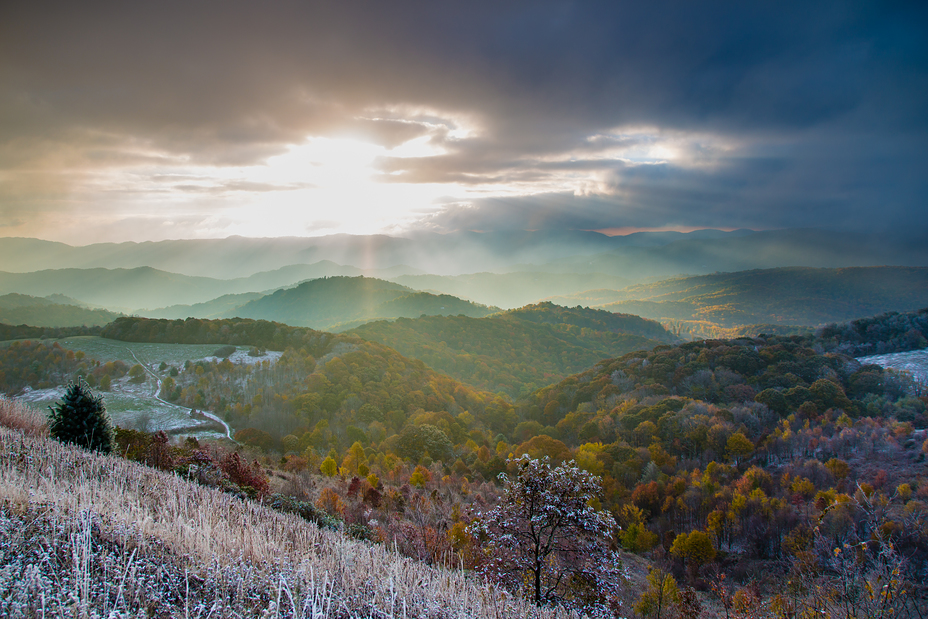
left=48, top=378, right=114, bottom=453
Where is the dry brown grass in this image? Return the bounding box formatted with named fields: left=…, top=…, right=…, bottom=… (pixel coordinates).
left=0, top=409, right=574, bottom=618
left=0, top=396, right=48, bottom=437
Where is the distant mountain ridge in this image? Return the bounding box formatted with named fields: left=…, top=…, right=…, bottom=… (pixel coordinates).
left=4, top=228, right=918, bottom=282
left=0, top=230, right=753, bottom=278
left=548, top=266, right=928, bottom=329
left=0, top=262, right=410, bottom=311
left=543, top=229, right=928, bottom=278
left=391, top=272, right=632, bottom=309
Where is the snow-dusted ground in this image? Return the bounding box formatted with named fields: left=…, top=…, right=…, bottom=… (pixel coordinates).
left=17, top=386, right=66, bottom=404
left=202, top=350, right=283, bottom=365
left=858, top=348, right=928, bottom=386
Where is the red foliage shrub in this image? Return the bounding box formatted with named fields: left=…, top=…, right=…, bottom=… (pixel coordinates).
left=147, top=431, right=175, bottom=471
left=220, top=451, right=270, bottom=496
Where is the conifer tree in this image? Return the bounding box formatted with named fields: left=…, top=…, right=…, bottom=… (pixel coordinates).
left=48, top=378, right=114, bottom=453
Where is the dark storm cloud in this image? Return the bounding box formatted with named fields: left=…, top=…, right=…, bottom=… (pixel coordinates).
left=1, top=0, right=926, bottom=236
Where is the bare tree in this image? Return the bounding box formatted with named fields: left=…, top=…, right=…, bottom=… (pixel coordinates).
left=469, top=455, right=624, bottom=614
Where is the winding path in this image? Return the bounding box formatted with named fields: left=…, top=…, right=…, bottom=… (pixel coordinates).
left=128, top=348, right=236, bottom=442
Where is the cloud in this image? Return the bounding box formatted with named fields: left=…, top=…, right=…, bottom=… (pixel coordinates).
left=0, top=1, right=926, bottom=240
left=417, top=130, right=928, bottom=238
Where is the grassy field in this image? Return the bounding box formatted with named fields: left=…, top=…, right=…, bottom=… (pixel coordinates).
left=11, top=337, right=275, bottom=440
left=55, top=335, right=230, bottom=366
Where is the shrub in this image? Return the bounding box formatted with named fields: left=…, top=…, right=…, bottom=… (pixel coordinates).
left=128, top=364, right=147, bottom=383
left=219, top=451, right=269, bottom=497
left=212, top=345, right=237, bottom=358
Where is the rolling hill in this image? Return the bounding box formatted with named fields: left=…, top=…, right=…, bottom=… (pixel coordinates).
left=349, top=303, right=678, bottom=397
left=0, top=293, right=122, bottom=327
left=141, top=292, right=267, bottom=320
left=0, top=262, right=420, bottom=313
left=543, top=228, right=928, bottom=278
left=229, top=276, right=499, bottom=330
left=99, top=315, right=516, bottom=441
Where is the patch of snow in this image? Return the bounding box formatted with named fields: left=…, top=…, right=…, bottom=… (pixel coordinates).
left=202, top=350, right=283, bottom=366
left=17, top=386, right=65, bottom=403
left=858, top=349, right=928, bottom=385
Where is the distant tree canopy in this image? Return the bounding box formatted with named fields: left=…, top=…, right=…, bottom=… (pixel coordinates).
left=0, top=324, right=102, bottom=341
left=396, top=424, right=454, bottom=463
left=101, top=316, right=336, bottom=356
left=818, top=307, right=928, bottom=356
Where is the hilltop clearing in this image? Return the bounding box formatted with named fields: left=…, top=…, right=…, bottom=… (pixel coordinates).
left=1, top=337, right=253, bottom=439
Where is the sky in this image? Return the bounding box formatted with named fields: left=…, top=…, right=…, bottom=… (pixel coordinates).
left=1, top=1, right=926, bottom=244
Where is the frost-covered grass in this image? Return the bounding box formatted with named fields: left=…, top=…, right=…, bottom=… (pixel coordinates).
left=0, top=398, right=46, bottom=437
left=0, top=407, right=568, bottom=618
left=859, top=348, right=928, bottom=387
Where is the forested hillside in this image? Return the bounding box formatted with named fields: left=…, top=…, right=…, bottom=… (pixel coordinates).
left=510, top=333, right=927, bottom=611
left=100, top=316, right=513, bottom=446
left=0, top=293, right=121, bottom=327
left=350, top=303, right=677, bottom=397
left=0, top=339, right=128, bottom=393
left=4, top=305, right=928, bottom=614
left=817, top=307, right=928, bottom=356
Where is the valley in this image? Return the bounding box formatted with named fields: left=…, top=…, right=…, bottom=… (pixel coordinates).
left=3, top=3, right=926, bottom=614
left=2, top=232, right=928, bottom=618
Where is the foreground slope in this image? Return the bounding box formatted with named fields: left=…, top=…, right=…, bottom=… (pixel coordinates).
left=0, top=419, right=551, bottom=618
